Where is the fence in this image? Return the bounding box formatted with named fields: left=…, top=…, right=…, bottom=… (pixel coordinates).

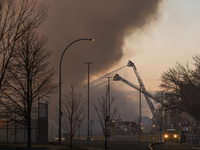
left=0, top=101, right=48, bottom=143
left=187, top=133, right=200, bottom=144
left=0, top=113, right=38, bottom=143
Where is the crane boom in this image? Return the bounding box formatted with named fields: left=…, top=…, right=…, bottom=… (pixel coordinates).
left=113, top=74, right=157, bottom=116
left=127, top=61, right=155, bottom=113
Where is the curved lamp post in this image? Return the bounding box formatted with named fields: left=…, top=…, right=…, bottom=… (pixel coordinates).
left=59, top=38, right=95, bottom=143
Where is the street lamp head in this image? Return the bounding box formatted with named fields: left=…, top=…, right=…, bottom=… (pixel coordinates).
left=85, top=62, right=93, bottom=64
left=90, top=38, right=95, bottom=41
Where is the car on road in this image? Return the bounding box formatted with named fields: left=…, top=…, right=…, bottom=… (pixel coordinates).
left=164, top=129, right=178, bottom=142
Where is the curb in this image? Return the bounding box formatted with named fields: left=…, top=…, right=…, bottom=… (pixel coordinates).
left=148, top=142, right=165, bottom=150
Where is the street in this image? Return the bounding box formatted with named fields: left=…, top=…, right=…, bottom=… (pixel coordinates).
left=73, top=140, right=151, bottom=150
left=71, top=134, right=200, bottom=150
left=152, top=141, right=200, bottom=150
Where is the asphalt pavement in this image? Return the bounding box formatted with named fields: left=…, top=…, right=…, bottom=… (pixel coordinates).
left=72, top=137, right=200, bottom=150
left=151, top=141, right=200, bottom=150
left=73, top=140, right=152, bottom=150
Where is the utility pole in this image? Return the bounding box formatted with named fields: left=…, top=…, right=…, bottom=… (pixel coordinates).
left=85, top=62, right=93, bottom=140
left=139, top=84, right=142, bottom=141
left=105, top=77, right=112, bottom=150
left=106, top=77, right=112, bottom=119
left=161, top=91, right=164, bottom=141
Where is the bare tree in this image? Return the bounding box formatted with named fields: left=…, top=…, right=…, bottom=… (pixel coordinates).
left=0, top=0, right=49, bottom=147
left=0, top=31, right=57, bottom=147
left=133, top=114, right=140, bottom=125
left=94, top=88, right=118, bottom=150
left=62, top=85, right=86, bottom=150
left=94, top=96, right=118, bottom=133
left=0, top=0, right=48, bottom=91
left=155, top=54, right=200, bottom=123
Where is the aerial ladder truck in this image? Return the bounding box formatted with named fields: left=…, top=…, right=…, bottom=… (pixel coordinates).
left=127, top=61, right=196, bottom=127
left=114, top=61, right=197, bottom=132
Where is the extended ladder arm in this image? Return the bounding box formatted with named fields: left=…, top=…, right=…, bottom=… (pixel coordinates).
left=113, top=74, right=156, bottom=116
left=127, top=61, right=155, bottom=113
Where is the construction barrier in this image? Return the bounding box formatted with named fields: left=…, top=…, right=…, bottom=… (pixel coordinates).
left=76, top=133, right=163, bottom=142
left=140, top=135, right=142, bottom=141
left=94, top=135, right=97, bottom=140
left=101, top=135, right=104, bottom=140
left=149, top=134, right=152, bottom=142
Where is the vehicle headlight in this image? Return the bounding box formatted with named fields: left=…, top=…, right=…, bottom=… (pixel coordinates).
left=174, top=134, right=177, bottom=138
left=164, top=134, right=168, bottom=138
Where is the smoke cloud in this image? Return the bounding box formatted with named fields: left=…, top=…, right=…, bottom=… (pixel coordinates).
left=39, top=0, right=162, bottom=86
left=38, top=0, right=163, bottom=132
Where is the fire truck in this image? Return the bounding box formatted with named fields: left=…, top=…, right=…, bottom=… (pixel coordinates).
left=116, top=121, right=138, bottom=135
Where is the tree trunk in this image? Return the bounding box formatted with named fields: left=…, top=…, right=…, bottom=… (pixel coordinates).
left=26, top=111, right=32, bottom=148
left=70, top=118, right=73, bottom=150
left=70, top=135, right=72, bottom=150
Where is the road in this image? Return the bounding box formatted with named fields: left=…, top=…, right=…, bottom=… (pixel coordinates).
left=73, top=140, right=200, bottom=150
left=73, top=140, right=151, bottom=150
left=72, top=135, right=200, bottom=150
left=66, top=134, right=200, bottom=150
left=152, top=141, right=200, bottom=150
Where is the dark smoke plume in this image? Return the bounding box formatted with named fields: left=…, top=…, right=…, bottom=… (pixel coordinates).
left=38, top=1, right=163, bottom=129
left=39, top=0, right=162, bottom=87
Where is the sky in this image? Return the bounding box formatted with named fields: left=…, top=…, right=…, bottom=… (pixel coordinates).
left=121, top=0, right=200, bottom=89
left=38, top=0, right=200, bottom=135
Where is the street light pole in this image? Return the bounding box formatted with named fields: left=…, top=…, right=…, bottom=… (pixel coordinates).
left=85, top=62, right=93, bottom=140
left=59, top=38, right=95, bottom=144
